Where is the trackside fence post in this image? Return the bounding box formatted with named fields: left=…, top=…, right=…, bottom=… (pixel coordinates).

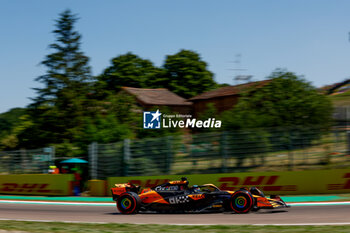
left=220, top=131, right=228, bottom=173
left=123, top=139, right=130, bottom=176
left=89, top=142, right=98, bottom=180
left=50, top=146, right=55, bottom=163
left=288, top=131, right=293, bottom=171
left=166, top=136, right=173, bottom=174
left=346, top=131, right=350, bottom=155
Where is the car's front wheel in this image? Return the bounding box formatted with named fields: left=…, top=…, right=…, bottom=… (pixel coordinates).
left=228, top=190, right=254, bottom=214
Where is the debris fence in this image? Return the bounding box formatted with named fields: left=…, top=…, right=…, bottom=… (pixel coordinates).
left=88, top=127, right=350, bottom=179
left=0, top=147, right=54, bottom=174
left=1, top=127, right=348, bottom=178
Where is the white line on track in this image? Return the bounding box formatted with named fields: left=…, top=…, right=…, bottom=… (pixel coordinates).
left=253, top=223, right=350, bottom=226
left=174, top=223, right=350, bottom=226
left=0, top=218, right=110, bottom=224
left=1, top=199, right=350, bottom=206
left=1, top=218, right=350, bottom=226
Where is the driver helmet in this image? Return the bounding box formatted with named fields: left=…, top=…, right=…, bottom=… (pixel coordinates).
left=192, top=185, right=200, bottom=193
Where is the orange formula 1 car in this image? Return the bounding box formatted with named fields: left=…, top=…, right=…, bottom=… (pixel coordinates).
left=111, top=177, right=289, bottom=214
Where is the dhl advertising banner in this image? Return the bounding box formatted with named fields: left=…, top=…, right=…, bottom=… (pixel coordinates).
left=0, top=174, right=74, bottom=196
left=108, top=169, right=350, bottom=195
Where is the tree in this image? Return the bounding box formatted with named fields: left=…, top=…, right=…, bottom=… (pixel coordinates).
left=74, top=92, right=138, bottom=146
left=162, top=49, right=217, bottom=98
left=220, top=70, right=333, bottom=159
left=0, top=108, right=26, bottom=139
left=33, top=9, right=91, bottom=106
left=1, top=115, right=33, bottom=150
left=0, top=108, right=33, bottom=150
left=78, top=113, right=132, bottom=145
left=97, top=52, right=161, bottom=93
left=221, top=70, right=333, bottom=130
left=196, top=103, right=219, bottom=132
left=22, top=9, right=92, bottom=149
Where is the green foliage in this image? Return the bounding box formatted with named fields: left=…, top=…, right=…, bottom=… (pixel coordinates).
left=97, top=50, right=217, bottom=99
left=221, top=70, right=333, bottom=130
left=18, top=12, right=212, bottom=155
left=29, top=9, right=93, bottom=144
left=128, top=136, right=177, bottom=175
left=74, top=93, right=138, bottom=146
left=198, top=103, right=218, bottom=120
left=196, top=103, right=219, bottom=132
left=220, top=70, right=333, bottom=161
left=97, top=52, right=162, bottom=93
left=0, top=110, right=32, bottom=150
left=53, top=140, right=83, bottom=157
left=79, top=114, right=132, bottom=144
left=226, top=129, right=269, bottom=168
left=102, top=92, right=139, bottom=126
left=162, top=49, right=217, bottom=98
left=17, top=10, right=95, bottom=155
left=0, top=108, right=26, bottom=139
left=0, top=108, right=26, bottom=128
left=129, top=157, right=162, bottom=176
left=10, top=8, right=333, bottom=163
left=33, top=9, right=91, bottom=106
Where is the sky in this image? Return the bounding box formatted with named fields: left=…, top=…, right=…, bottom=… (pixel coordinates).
left=1, top=0, right=350, bottom=113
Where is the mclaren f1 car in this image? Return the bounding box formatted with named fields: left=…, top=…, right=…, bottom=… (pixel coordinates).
left=111, top=177, right=289, bottom=214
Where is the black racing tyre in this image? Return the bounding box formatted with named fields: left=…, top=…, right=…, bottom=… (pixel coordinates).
left=229, top=190, right=254, bottom=214
left=116, top=192, right=141, bottom=214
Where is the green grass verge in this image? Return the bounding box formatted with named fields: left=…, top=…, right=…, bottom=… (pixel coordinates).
left=1, top=221, right=350, bottom=233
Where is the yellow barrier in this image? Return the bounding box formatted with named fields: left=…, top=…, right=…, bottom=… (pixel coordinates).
left=0, top=174, right=74, bottom=196
left=107, top=169, right=350, bottom=195
left=88, top=180, right=107, bottom=196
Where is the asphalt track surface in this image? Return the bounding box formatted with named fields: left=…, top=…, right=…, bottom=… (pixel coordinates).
left=0, top=203, right=350, bottom=225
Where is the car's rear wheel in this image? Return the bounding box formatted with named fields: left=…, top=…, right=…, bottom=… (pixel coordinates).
left=116, top=192, right=140, bottom=214
left=229, top=190, right=254, bottom=214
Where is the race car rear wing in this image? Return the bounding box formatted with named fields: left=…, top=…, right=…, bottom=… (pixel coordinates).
left=111, top=183, right=140, bottom=200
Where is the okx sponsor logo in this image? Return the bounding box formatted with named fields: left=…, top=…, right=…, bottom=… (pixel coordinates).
left=143, top=110, right=162, bottom=129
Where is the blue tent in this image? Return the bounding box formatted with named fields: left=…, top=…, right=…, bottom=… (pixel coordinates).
left=60, top=158, right=88, bottom=164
